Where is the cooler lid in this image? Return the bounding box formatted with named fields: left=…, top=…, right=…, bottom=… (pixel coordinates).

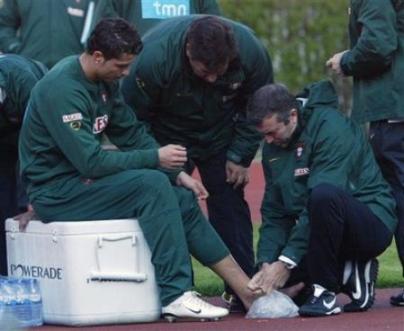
left=5, top=218, right=142, bottom=235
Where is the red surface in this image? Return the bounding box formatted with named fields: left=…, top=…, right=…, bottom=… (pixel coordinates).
left=195, top=160, right=265, bottom=224
left=36, top=289, right=404, bottom=331
left=25, top=161, right=404, bottom=330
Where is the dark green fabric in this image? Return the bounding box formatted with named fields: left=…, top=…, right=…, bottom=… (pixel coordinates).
left=257, top=80, right=397, bottom=266
left=0, top=0, right=98, bottom=68
left=94, top=0, right=221, bottom=36
left=0, top=54, right=46, bottom=147
left=340, top=0, right=404, bottom=123
left=19, top=56, right=160, bottom=199
left=32, top=169, right=228, bottom=306
left=19, top=54, right=229, bottom=306
left=122, top=15, right=273, bottom=166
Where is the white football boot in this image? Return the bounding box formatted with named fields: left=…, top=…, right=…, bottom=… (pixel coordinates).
left=162, top=291, right=229, bottom=322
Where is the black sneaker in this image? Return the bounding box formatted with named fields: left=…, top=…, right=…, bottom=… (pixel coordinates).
left=390, top=289, right=404, bottom=306
left=342, top=259, right=378, bottom=312
left=298, top=284, right=341, bottom=317
left=221, top=292, right=246, bottom=313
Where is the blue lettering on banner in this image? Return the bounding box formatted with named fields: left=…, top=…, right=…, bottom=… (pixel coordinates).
left=141, top=0, right=190, bottom=19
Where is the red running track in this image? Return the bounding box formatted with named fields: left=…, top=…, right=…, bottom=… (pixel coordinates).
left=36, top=289, right=403, bottom=331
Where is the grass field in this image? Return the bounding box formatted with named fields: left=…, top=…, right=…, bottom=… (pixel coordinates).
left=192, top=226, right=403, bottom=296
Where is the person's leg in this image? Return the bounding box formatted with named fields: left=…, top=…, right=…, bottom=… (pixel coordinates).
left=299, top=183, right=392, bottom=316
left=33, top=170, right=194, bottom=306
left=173, top=186, right=256, bottom=309
left=0, top=147, right=18, bottom=275
left=369, top=121, right=404, bottom=305
left=306, top=183, right=391, bottom=291
left=195, top=152, right=254, bottom=301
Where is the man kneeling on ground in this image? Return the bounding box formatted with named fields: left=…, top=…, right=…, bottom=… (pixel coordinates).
left=18, top=18, right=259, bottom=321
left=247, top=80, right=397, bottom=317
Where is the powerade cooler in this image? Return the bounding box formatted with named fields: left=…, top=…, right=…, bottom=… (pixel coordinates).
left=5, top=218, right=160, bottom=326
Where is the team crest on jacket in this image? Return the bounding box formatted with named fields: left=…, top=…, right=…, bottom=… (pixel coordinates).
left=93, top=115, right=109, bottom=134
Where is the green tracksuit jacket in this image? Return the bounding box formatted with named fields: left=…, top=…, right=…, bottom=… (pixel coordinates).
left=340, top=0, right=404, bottom=123
left=0, top=0, right=98, bottom=68
left=0, top=54, right=46, bottom=149
left=94, top=0, right=221, bottom=36
left=19, top=55, right=162, bottom=200
left=122, top=15, right=273, bottom=166
left=257, top=80, right=397, bottom=266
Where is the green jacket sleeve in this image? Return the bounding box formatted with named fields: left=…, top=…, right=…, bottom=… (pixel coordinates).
left=35, top=85, right=159, bottom=179
left=107, top=86, right=181, bottom=182
left=257, top=150, right=309, bottom=266
left=340, top=0, right=398, bottom=78
left=0, top=0, right=21, bottom=53
left=106, top=87, right=160, bottom=151
left=257, top=198, right=296, bottom=265
left=226, top=39, right=273, bottom=167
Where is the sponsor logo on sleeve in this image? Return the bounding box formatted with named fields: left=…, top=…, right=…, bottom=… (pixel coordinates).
left=63, top=113, right=83, bottom=123
left=294, top=167, right=310, bottom=177
left=67, top=6, right=84, bottom=17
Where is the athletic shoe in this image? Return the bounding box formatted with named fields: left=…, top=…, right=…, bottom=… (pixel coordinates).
left=221, top=291, right=246, bottom=313
left=342, top=259, right=378, bottom=312
left=390, top=289, right=404, bottom=306
left=162, top=291, right=229, bottom=322
left=298, top=284, right=341, bottom=317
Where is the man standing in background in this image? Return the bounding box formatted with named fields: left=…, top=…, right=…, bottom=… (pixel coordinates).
left=327, top=0, right=404, bottom=306
left=0, top=0, right=98, bottom=68
left=122, top=15, right=273, bottom=311
left=94, top=0, right=221, bottom=36
left=0, top=54, right=47, bottom=275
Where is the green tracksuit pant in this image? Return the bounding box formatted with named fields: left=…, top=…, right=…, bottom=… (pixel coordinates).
left=31, top=169, right=229, bottom=306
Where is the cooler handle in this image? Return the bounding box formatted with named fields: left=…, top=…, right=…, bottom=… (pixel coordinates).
left=97, top=234, right=136, bottom=248
left=89, top=271, right=147, bottom=282
left=92, top=234, right=147, bottom=283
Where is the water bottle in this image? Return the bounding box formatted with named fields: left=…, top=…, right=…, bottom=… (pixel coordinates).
left=25, top=278, right=43, bottom=327
left=0, top=278, right=21, bottom=330
left=0, top=277, right=43, bottom=328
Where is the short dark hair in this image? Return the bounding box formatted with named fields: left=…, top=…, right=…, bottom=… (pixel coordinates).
left=186, top=16, right=237, bottom=71
left=247, top=83, right=299, bottom=126
left=86, top=18, right=143, bottom=60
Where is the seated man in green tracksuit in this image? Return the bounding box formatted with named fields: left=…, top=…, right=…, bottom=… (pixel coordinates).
left=246, top=80, right=397, bottom=317
left=19, top=18, right=259, bottom=321
left=121, top=15, right=273, bottom=310
left=0, top=54, right=47, bottom=276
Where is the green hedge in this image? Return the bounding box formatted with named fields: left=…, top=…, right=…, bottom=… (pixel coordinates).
left=219, top=0, right=352, bottom=112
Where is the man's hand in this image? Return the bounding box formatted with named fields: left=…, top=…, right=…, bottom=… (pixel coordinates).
left=14, top=204, right=36, bottom=232
left=248, top=261, right=291, bottom=295
left=326, top=50, right=348, bottom=75
left=225, top=160, right=249, bottom=189
left=158, top=144, right=187, bottom=169
left=176, top=171, right=209, bottom=200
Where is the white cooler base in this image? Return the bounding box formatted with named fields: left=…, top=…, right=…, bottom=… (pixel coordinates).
left=6, top=218, right=161, bottom=326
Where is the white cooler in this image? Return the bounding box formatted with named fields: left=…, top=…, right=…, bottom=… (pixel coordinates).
left=5, top=218, right=161, bottom=326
